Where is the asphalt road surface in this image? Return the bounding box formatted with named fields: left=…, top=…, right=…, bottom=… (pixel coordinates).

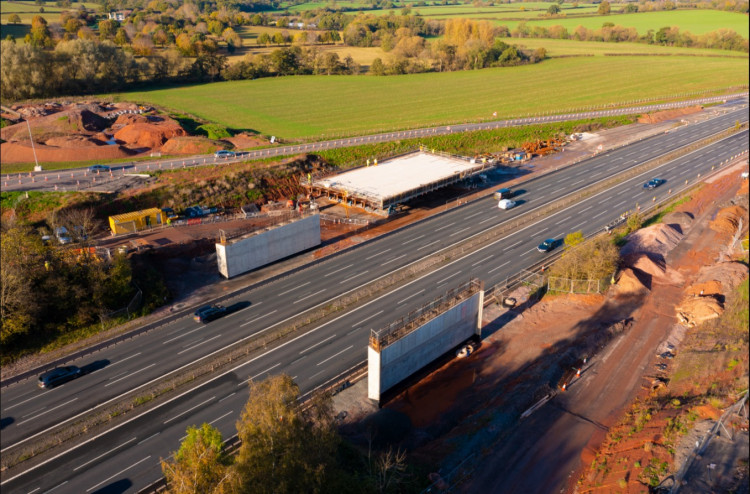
left=1, top=113, right=748, bottom=493
left=0, top=93, right=744, bottom=193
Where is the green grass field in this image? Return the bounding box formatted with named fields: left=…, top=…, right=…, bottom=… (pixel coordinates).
left=108, top=55, right=748, bottom=140
left=511, top=38, right=748, bottom=57
left=497, top=10, right=749, bottom=38
left=0, top=0, right=100, bottom=24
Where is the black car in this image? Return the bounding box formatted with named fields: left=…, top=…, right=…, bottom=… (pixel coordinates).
left=38, top=366, right=82, bottom=389
left=194, top=305, right=228, bottom=323
left=88, top=164, right=110, bottom=173
left=537, top=238, right=557, bottom=253
left=643, top=178, right=665, bottom=189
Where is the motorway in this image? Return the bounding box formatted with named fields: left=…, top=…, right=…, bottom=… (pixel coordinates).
left=0, top=93, right=745, bottom=193
left=1, top=108, right=748, bottom=492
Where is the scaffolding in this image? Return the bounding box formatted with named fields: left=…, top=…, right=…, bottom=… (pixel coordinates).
left=369, top=278, right=482, bottom=352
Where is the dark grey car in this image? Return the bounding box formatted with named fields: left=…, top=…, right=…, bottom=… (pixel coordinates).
left=38, top=366, right=82, bottom=389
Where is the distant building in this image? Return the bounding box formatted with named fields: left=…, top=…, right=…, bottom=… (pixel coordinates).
left=107, top=10, right=132, bottom=21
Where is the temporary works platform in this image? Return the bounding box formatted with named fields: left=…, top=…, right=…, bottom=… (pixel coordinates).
left=305, top=150, right=492, bottom=212
left=108, top=208, right=166, bottom=235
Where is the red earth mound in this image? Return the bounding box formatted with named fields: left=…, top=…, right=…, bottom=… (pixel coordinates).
left=160, top=136, right=223, bottom=155
left=638, top=105, right=703, bottom=124
left=114, top=121, right=186, bottom=149
left=0, top=141, right=134, bottom=163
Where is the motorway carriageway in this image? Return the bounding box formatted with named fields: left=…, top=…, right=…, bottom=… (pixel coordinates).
left=1, top=119, right=748, bottom=492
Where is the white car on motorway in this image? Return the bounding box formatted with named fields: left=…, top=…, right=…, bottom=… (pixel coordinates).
left=498, top=199, right=517, bottom=210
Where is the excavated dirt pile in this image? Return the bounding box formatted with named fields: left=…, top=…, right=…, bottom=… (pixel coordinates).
left=0, top=100, right=264, bottom=164
left=160, top=136, right=225, bottom=155
left=112, top=114, right=187, bottom=150
left=620, top=223, right=683, bottom=258
left=676, top=295, right=724, bottom=326
left=662, top=211, right=694, bottom=234
left=709, top=204, right=747, bottom=236
left=618, top=224, right=685, bottom=290
left=638, top=105, right=702, bottom=124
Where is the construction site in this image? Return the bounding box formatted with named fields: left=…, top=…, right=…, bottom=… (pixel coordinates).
left=303, top=149, right=498, bottom=216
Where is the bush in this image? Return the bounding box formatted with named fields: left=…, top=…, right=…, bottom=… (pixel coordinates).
left=196, top=123, right=232, bottom=140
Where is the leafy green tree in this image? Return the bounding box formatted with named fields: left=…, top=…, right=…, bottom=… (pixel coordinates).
left=98, top=19, right=118, bottom=38
left=627, top=211, right=643, bottom=232
left=114, top=27, right=129, bottom=45
left=550, top=236, right=619, bottom=283
left=597, top=0, right=610, bottom=15
left=30, top=15, right=53, bottom=47
left=257, top=32, right=271, bottom=46
left=369, top=57, right=385, bottom=75
left=233, top=375, right=337, bottom=494
left=564, top=230, right=585, bottom=249
left=8, top=14, right=22, bottom=24
left=547, top=4, right=560, bottom=14
left=162, top=423, right=233, bottom=494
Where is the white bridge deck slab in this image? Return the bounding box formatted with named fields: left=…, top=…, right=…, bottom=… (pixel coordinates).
left=315, top=151, right=482, bottom=204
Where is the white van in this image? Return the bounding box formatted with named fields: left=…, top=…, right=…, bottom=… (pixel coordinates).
left=498, top=199, right=517, bottom=210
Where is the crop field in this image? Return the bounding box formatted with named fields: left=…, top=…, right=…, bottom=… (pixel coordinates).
left=512, top=38, right=748, bottom=57
left=112, top=55, right=747, bottom=140
left=0, top=0, right=100, bottom=24
left=415, top=4, right=600, bottom=19
left=497, top=10, right=749, bottom=38
left=281, top=1, right=600, bottom=14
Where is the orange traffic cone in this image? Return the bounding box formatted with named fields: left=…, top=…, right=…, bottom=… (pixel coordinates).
left=576, top=368, right=581, bottom=378
left=561, top=383, right=567, bottom=391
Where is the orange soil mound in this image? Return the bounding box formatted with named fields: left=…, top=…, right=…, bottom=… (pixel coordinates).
left=624, top=253, right=665, bottom=277
left=1, top=108, right=109, bottom=142
left=738, top=176, right=749, bottom=196
left=114, top=121, right=186, bottom=149
left=685, top=280, right=723, bottom=297
left=621, top=223, right=682, bottom=258
left=709, top=205, right=747, bottom=236
left=637, top=105, right=702, bottom=124
left=0, top=141, right=134, bottom=163
left=662, top=211, right=694, bottom=234
left=44, top=135, right=104, bottom=148
left=676, top=295, right=723, bottom=326
left=693, top=404, right=721, bottom=420
left=695, top=261, right=749, bottom=290
left=225, top=133, right=268, bottom=149
left=616, top=267, right=649, bottom=294
left=161, top=136, right=222, bottom=155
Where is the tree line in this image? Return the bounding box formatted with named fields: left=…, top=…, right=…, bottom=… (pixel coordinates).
left=509, top=22, right=748, bottom=52
left=162, top=374, right=415, bottom=494
left=0, top=211, right=168, bottom=365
